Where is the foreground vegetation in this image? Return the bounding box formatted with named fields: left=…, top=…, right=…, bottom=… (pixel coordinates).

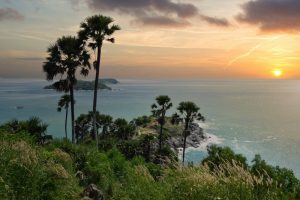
left=1, top=118, right=300, bottom=200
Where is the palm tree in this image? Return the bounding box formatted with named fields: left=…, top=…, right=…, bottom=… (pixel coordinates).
left=113, top=118, right=136, bottom=140
left=43, top=36, right=90, bottom=143
left=78, top=15, right=120, bottom=148
left=173, top=102, right=205, bottom=165
left=151, top=95, right=172, bottom=151
left=57, top=94, right=71, bottom=140
left=98, top=114, right=113, bottom=136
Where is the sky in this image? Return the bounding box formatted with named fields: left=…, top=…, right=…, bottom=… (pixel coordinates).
left=0, top=0, right=300, bottom=79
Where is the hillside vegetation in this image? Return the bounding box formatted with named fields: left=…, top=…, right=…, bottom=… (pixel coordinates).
left=1, top=118, right=300, bottom=200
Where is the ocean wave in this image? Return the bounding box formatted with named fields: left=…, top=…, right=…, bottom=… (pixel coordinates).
left=231, top=135, right=277, bottom=144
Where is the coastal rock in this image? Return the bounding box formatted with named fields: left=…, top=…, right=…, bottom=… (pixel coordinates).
left=83, top=184, right=104, bottom=200
left=167, top=123, right=206, bottom=151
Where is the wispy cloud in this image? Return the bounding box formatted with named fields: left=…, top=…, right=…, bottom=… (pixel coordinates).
left=0, top=7, right=24, bottom=21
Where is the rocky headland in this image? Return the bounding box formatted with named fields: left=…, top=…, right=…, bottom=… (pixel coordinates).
left=167, top=123, right=207, bottom=151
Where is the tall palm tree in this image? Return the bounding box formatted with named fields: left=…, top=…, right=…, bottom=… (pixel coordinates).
left=43, top=36, right=90, bottom=143
left=57, top=94, right=71, bottom=139
left=78, top=15, right=120, bottom=148
left=151, top=95, right=173, bottom=151
left=173, top=102, right=205, bottom=165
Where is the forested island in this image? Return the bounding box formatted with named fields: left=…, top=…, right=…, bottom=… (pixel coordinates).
left=44, top=79, right=119, bottom=91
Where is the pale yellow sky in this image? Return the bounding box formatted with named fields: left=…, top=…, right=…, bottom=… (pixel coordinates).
left=0, top=0, right=299, bottom=79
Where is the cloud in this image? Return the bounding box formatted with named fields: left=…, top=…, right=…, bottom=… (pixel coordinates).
left=85, top=0, right=198, bottom=17
left=200, top=15, right=230, bottom=27
left=134, top=16, right=190, bottom=27
left=236, top=0, right=300, bottom=33
left=75, top=0, right=230, bottom=28
left=0, top=7, right=24, bottom=21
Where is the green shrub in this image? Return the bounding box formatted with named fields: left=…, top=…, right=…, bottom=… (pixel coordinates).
left=0, top=138, right=81, bottom=199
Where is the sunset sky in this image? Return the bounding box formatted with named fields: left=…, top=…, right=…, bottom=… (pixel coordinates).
left=0, top=0, right=300, bottom=79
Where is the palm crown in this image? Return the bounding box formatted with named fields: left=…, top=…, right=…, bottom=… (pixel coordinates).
left=78, top=15, right=121, bottom=50
left=57, top=94, right=71, bottom=112
left=177, top=101, right=205, bottom=123
left=151, top=95, right=173, bottom=123
left=43, top=36, right=91, bottom=91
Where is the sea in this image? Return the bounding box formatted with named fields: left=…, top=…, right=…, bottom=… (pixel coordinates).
left=1, top=78, right=300, bottom=177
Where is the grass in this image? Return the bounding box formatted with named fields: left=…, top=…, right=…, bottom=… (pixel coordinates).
left=1, top=121, right=299, bottom=199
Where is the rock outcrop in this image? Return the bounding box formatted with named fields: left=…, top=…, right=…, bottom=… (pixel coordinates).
left=83, top=184, right=104, bottom=200
left=167, top=123, right=206, bottom=151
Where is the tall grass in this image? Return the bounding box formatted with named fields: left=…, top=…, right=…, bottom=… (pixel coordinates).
left=0, top=130, right=298, bottom=199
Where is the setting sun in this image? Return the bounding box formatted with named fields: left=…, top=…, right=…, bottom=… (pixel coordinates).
left=272, top=69, right=283, bottom=78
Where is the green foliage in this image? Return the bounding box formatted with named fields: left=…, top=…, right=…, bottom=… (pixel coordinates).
left=0, top=135, right=80, bottom=199
left=112, top=118, right=136, bottom=140
left=75, top=111, right=114, bottom=142
left=0, top=117, right=49, bottom=144
left=132, top=115, right=152, bottom=127
left=1, top=119, right=300, bottom=200
left=202, top=145, right=248, bottom=170
left=251, top=155, right=300, bottom=197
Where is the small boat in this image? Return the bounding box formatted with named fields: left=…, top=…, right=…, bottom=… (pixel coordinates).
left=16, top=106, right=24, bottom=110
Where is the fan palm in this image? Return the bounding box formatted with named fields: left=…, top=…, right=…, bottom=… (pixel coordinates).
left=151, top=95, right=173, bottom=151
left=173, top=102, right=205, bottom=165
left=43, top=36, right=90, bottom=143
left=57, top=94, right=71, bottom=140
left=78, top=14, right=120, bottom=148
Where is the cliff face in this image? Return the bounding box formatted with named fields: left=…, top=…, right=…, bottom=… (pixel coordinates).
left=167, top=123, right=206, bottom=150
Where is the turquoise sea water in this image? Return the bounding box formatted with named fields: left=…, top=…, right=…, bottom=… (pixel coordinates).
left=1, top=78, right=300, bottom=177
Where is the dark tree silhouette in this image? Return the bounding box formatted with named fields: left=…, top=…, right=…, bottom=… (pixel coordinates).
left=57, top=94, right=71, bottom=140
left=75, top=112, right=114, bottom=142
left=78, top=15, right=120, bottom=148
left=112, top=118, right=136, bottom=140
left=151, top=95, right=172, bottom=151
left=75, top=112, right=93, bottom=142
left=98, top=114, right=113, bottom=136
left=1, top=117, right=48, bottom=144
left=173, top=102, right=205, bottom=165
left=43, top=36, right=90, bottom=143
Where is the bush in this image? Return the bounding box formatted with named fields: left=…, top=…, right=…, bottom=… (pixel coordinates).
left=0, top=137, right=81, bottom=199
left=202, top=145, right=248, bottom=170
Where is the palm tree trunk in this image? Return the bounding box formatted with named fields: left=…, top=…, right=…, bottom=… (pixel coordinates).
left=65, top=106, right=68, bottom=140
left=182, top=120, right=189, bottom=165
left=159, top=112, right=165, bottom=152
left=70, top=86, right=75, bottom=144
left=93, top=44, right=102, bottom=149
left=159, top=123, right=163, bottom=151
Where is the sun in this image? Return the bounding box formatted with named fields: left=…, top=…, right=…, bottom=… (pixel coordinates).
left=272, top=69, right=283, bottom=78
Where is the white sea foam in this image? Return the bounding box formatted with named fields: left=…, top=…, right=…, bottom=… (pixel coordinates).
left=185, top=122, right=224, bottom=153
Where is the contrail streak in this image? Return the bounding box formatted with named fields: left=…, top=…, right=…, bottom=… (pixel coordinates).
left=227, top=44, right=262, bottom=67
left=225, top=36, right=281, bottom=69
